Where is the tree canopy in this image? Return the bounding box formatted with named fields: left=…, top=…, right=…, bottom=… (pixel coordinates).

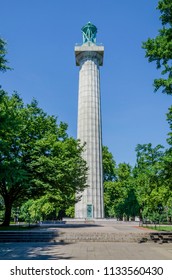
left=0, top=90, right=87, bottom=225
left=102, top=146, right=116, bottom=182
left=142, top=0, right=172, bottom=94
left=0, top=38, right=11, bottom=73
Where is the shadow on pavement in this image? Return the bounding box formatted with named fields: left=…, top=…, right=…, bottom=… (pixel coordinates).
left=0, top=242, right=72, bottom=260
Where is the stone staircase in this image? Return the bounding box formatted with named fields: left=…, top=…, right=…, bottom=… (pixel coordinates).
left=1, top=230, right=172, bottom=243
left=0, top=230, right=58, bottom=242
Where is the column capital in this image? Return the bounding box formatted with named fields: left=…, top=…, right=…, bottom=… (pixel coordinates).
left=75, top=45, right=104, bottom=66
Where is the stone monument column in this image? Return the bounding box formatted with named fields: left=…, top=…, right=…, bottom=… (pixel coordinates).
left=75, top=22, right=104, bottom=219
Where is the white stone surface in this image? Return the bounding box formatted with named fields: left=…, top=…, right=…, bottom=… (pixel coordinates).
left=75, top=43, right=104, bottom=219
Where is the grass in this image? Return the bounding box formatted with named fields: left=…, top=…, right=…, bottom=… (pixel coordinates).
left=145, top=225, right=172, bottom=231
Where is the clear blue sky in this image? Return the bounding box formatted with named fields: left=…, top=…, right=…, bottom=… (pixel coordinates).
left=1, top=0, right=171, bottom=166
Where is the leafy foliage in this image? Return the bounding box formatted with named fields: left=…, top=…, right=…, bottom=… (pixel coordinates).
left=104, top=162, right=139, bottom=220
left=141, top=1, right=172, bottom=222
left=142, top=0, right=172, bottom=94
left=102, top=146, right=116, bottom=182
left=0, top=38, right=11, bottom=72
left=0, top=91, right=87, bottom=225
left=166, top=105, right=172, bottom=145
left=133, top=143, right=169, bottom=219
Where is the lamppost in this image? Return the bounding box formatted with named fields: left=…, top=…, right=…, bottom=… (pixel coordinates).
left=15, top=207, right=20, bottom=224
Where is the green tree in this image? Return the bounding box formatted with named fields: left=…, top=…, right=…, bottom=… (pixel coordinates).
left=142, top=0, right=172, bottom=221
left=160, top=108, right=172, bottom=220
left=116, top=163, right=139, bottom=220
left=166, top=106, right=172, bottom=145
left=0, top=91, right=87, bottom=226
left=133, top=143, right=165, bottom=220
left=0, top=38, right=11, bottom=72
left=20, top=195, right=59, bottom=223
left=102, top=146, right=117, bottom=217
left=142, top=0, right=172, bottom=94
left=104, top=181, right=124, bottom=218
left=102, top=146, right=116, bottom=182
left=104, top=162, right=139, bottom=220
left=0, top=91, right=27, bottom=225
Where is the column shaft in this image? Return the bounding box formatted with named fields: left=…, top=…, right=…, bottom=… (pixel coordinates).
left=75, top=54, right=104, bottom=219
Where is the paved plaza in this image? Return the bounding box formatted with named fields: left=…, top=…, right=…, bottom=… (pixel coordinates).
left=1, top=241, right=172, bottom=260
left=0, top=221, right=172, bottom=260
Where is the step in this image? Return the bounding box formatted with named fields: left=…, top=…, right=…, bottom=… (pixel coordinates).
left=0, top=230, right=58, bottom=242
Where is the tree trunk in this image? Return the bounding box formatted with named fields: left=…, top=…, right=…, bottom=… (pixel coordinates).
left=1, top=197, right=12, bottom=226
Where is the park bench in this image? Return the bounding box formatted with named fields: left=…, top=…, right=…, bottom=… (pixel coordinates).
left=150, top=232, right=172, bottom=243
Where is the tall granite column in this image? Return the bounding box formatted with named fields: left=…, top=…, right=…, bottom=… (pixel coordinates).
left=75, top=22, right=104, bottom=219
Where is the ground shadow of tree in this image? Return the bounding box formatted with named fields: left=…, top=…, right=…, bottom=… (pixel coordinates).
left=0, top=242, right=73, bottom=260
